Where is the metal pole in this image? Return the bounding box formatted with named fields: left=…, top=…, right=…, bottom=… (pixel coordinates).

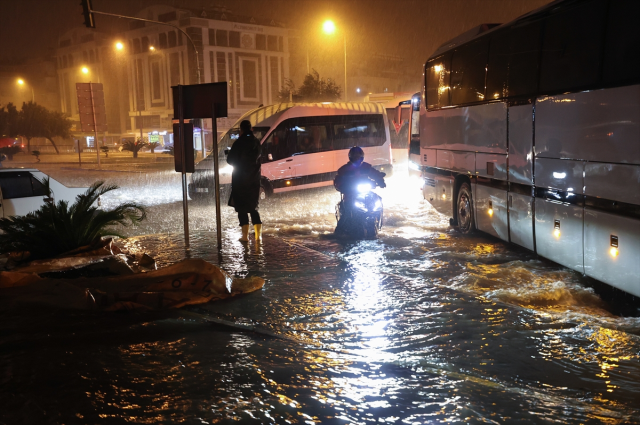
left=31, top=87, right=35, bottom=103
left=89, top=82, right=100, bottom=168
left=211, top=106, right=222, bottom=249
left=178, top=85, right=190, bottom=247
left=138, top=109, right=143, bottom=141
left=344, top=33, right=347, bottom=102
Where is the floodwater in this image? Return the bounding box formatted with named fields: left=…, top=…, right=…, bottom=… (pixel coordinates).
left=2, top=161, right=640, bottom=424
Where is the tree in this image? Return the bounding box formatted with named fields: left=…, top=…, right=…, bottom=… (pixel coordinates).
left=278, top=70, right=342, bottom=103
left=41, top=109, right=71, bottom=155
left=148, top=141, right=160, bottom=154
left=122, top=137, right=149, bottom=158
left=10, top=102, right=69, bottom=154
left=0, top=181, right=146, bottom=260
left=0, top=103, right=19, bottom=138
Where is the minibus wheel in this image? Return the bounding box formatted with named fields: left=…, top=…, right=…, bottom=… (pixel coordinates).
left=456, top=182, right=475, bottom=234
left=259, top=185, right=267, bottom=200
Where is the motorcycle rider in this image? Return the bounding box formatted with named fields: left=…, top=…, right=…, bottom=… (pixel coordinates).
left=333, top=147, right=386, bottom=236
left=334, top=146, right=386, bottom=196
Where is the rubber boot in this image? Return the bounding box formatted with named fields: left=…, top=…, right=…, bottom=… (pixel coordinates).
left=239, top=225, right=250, bottom=242
left=254, top=224, right=262, bottom=242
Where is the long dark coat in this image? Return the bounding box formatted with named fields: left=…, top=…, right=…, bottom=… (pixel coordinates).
left=226, top=131, right=262, bottom=213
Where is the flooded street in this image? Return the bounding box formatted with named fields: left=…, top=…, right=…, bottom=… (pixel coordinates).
left=2, top=163, right=640, bottom=424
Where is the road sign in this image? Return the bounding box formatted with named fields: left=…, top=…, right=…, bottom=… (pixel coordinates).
left=173, top=122, right=194, bottom=173
left=76, top=83, right=108, bottom=133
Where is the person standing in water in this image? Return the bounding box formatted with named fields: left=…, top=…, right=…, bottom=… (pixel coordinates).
left=226, top=120, right=263, bottom=242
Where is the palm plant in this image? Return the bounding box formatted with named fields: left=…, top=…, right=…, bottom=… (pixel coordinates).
left=121, top=137, right=149, bottom=158
left=0, top=181, right=146, bottom=260
left=148, top=141, right=160, bottom=153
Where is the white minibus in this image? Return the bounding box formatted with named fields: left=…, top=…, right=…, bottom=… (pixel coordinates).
left=189, top=102, right=393, bottom=200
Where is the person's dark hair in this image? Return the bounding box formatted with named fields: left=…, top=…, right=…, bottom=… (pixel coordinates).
left=240, top=120, right=252, bottom=133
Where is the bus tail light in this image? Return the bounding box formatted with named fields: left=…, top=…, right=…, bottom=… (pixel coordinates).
left=553, top=220, right=561, bottom=238
left=610, top=235, right=619, bottom=257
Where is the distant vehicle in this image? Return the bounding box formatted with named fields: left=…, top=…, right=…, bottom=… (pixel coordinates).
left=0, top=169, right=88, bottom=218
left=415, top=0, right=640, bottom=297
left=0, top=138, right=20, bottom=149
left=189, top=102, right=393, bottom=200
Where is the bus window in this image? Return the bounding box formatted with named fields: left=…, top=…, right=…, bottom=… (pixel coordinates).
left=425, top=53, right=452, bottom=109
left=539, top=0, right=607, bottom=92
left=603, top=0, right=640, bottom=86
left=450, top=38, right=488, bottom=105
left=487, top=22, right=541, bottom=100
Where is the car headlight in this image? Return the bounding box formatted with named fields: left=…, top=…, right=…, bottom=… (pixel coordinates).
left=354, top=201, right=367, bottom=211
left=373, top=199, right=382, bottom=211
left=357, top=183, right=372, bottom=194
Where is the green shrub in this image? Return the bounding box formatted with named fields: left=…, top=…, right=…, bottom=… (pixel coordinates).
left=0, top=181, right=146, bottom=259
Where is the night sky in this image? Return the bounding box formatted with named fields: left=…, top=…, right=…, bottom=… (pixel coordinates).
left=0, top=0, right=550, bottom=86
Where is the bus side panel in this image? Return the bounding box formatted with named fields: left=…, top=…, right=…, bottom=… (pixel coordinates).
left=436, top=150, right=474, bottom=174
left=535, top=199, right=584, bottom=273
left=536, top=85, right=640, bottom=165
left=421, top=103, right=507, bottom=153
left=508, top=104, right=533, bottom=186
left=535, top=158, right=584, bottom=195
left=584, top=163, right=640, bottom=206
left=422, top=149, right=437, bottom=167
left=584, top=210, right=640, bottom=297
left=509, top=193, right=535, bottom=251
left=474, top=184, right=508, bottom=242
left=476, top=153, right=507, bottom=181
left=422, top=170, right=452, bottom=217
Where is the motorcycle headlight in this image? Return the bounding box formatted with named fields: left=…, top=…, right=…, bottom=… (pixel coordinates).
left=373, top=199, right=382, bottom=211
left=354, top=201, right=367, bottom=211
left=357, top=183, right=372, bottom=194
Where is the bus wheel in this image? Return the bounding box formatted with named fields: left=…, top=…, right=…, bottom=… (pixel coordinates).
left=456, top=182, right=475, bottom=234
left=259, top=185, right=267, bottom=200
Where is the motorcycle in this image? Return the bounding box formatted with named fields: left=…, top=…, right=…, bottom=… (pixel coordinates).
left=335, top=180, right=384, bottom=239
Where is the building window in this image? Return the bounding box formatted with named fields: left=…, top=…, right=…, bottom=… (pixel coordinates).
left=150, top=61, right=162, bottom=101
left=216, top=52, right=226, bottom=82
left=208, top=28, right=216, bottom=46
left=89, top=50, right=95, bottom=63
left=267, top=35, right=277, bottom=51
left=68, top=54, right=74, bottom=67
left=168, top=31, right=177, bottom=48
left=255, top=34, right=266, bottom=50
left=230, top=31, right=240, bottom=48
left=241, top=58, right=258, bottom=100
left=270, top=56, right=279, bottom=101
left=278, top=36, right=283, bottom=52
left=83, top=51, right=88, bottom=62
left=135, top=58, right=145, bottom=111
left=133, top=38, right=141, bottom=54
left=62, top=56, right=68, bottom=68
left=170, top=52, right=180, bottom=86
left=216, top=30, right=228, bottom=47
left=141, top=36, right=149, bottom=52
left=159, top=33, right=167, bottom=49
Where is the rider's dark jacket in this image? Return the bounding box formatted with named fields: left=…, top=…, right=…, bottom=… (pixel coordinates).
left=333, top=161, right=386, bottom=195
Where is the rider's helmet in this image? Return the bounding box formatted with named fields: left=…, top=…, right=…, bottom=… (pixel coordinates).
left=348, top=146, right=364, bottom=165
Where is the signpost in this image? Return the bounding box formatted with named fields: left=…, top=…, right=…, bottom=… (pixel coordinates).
left=172, top=82, right=228, bottom=249
left=76, top=82, right=107, bottom=167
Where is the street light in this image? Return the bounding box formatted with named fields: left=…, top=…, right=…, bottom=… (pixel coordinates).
left=16, top=78, right=35, bottom=102
left=115, top=41, right=124, bottom=50
left=81, top=66, right=89, bottom=74
left=322, top=20, right=347, bottom=102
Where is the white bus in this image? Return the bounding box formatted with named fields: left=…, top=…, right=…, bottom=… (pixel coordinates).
left=189, top=102, right=393, bottom=200
left=417, top=0, right=640, bottom=297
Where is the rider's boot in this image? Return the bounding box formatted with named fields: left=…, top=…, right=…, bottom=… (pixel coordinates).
left=254, top=224, right=262, bottom=242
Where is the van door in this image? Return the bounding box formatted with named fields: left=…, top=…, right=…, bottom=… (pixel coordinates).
left=289, top=119, right=333, bottom=188
left=261, top=123, right=296, bottom=191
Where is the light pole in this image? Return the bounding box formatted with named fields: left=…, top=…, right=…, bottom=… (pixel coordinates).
left=322, top=20, right=347, bottom=102
left=16, top=78, right=35, bottom=102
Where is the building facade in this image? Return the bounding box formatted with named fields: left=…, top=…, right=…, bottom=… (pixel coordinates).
left=55, top=5, right=290, bottom=151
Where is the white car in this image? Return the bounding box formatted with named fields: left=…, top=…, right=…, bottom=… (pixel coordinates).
left=0, top=168, right=88, bottom=218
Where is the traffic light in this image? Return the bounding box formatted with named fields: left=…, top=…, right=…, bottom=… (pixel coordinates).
left=80, top=0, right=95, bottom=28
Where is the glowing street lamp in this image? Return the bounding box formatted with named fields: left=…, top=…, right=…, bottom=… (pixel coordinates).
left=115, top=41, right=124, bottom=50
left=81, top=67, right=89, bottom=74
left=16, top=78, right=35, bottom=102
left=322, top=19, right=348, bottom=101
left=149, top=46, right=155, bottom=51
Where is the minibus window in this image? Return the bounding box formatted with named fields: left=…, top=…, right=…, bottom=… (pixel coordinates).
left=332, top=116, right=384, bottom=150
left=262, top=125, right=289, bottom=161
left=293, top=124, right=329, bottom=155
